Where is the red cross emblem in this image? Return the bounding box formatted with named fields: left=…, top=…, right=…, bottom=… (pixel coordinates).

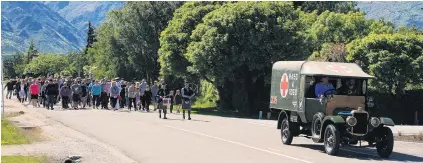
left=280, top=73, right=289, bottom=98
left=327, top=64, right=352, bottom=73
left=271, top=96, right=277, bottom=104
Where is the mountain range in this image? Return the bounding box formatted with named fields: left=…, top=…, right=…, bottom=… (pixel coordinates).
left=1, top=1, right=124, bottom=55
left=1, top=1, right=422, bottom=55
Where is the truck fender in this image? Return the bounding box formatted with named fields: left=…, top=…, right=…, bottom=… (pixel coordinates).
left=277, top=110, right=289, bottom=129
left=320, top=116, right=345, bottom=139
left=379, top=117, right=395, bottom=126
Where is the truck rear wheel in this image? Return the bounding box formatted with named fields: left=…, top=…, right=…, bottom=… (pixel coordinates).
left=281, top=118, right=293, bottom=145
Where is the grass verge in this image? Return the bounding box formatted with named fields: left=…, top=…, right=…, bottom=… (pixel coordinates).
left=1, top=119, right=30, bottom=145
left=1, top=156, right=48, bottom=163
left=395, top=132, right=423, bottom=142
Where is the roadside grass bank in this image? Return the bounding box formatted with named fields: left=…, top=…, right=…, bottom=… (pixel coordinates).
left=1, top=119, right=30, bottom=145
left=1, top=156, right=49, bottom=163
left=395, top=132, right=423, bottom=142
left=2, top=111, right=45, bottom=145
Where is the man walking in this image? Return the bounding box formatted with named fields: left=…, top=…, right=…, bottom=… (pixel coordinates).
left=4, top=79, right=15, bottom=99
left=181, top=82, right=195, bottom=120
left=45, top=79, right=58, bottom=110
left=60, top=82, right=72, bottom=109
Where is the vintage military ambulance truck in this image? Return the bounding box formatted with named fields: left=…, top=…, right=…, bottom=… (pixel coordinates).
left=270, top=61, right=395, bottom=158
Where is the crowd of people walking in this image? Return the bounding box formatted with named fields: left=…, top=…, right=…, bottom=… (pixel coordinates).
left=4, top=76, right=196, bottom=120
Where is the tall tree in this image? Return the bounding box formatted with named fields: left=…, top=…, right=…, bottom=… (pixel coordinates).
left=26, top=40, right=38, bottom=64
left=186, top=2, right=312, bottom=115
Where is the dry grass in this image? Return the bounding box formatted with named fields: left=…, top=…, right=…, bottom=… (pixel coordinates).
left=395, top=132, right=423, bottom=142
left=3, top=111, right=25, bottom=118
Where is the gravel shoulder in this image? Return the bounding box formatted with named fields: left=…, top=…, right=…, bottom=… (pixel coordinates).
left=1, top=99, right=137, bottom=163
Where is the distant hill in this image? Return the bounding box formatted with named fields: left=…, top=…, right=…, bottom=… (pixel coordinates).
left=357, top=1, right=423, bottom=29
left=43, top=1, right=125, bottom=33
left=1, top=1, right=85, bottom=54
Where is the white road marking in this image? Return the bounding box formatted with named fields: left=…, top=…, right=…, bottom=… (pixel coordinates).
left=268, top=148, right=281, bottom=152
left=341, top=148, right=380, bottom=158
left=163, top=125, right=314, bottom=163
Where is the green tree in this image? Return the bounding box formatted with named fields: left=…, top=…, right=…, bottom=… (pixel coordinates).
left=308, top=11, right=394, bottom=61
left=2, top=53, right=24, bottom=78
left=25, top=54, right=69, bottom=77
left=158, top=2, right=224, bottom=79
left=88, top=2, right=183, bottom=82
left=346, top=33, right=423, bottom=97
left=186, top=2, right=312, bottom=115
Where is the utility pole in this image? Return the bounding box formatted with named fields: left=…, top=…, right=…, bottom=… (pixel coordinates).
left=1, top=55, right=5, bottom=118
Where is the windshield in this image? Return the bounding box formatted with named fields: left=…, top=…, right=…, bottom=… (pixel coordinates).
left=305, top=76, right=367, bottom=98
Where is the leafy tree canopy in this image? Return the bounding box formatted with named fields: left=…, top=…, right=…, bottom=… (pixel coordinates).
left=346, top=33, right=423, bottom=96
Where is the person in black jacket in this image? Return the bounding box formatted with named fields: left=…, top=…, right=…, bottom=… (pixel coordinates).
left=156, top=84, right=168, bottom=119
left=142, top=86, right=152, bottom=111
left=4, top=79, right=15, bottom=99
left=45, top=79, right=59, bottom=110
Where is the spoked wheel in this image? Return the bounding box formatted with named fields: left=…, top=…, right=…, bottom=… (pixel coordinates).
left=376, top=127, right=394, bottom=158
left=281, top=118, right=293, bottom=145
left=324, top=124, right=340, bottom=155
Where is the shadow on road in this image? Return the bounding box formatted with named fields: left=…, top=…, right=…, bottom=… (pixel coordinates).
left=291, top=144, right=423, bottom=162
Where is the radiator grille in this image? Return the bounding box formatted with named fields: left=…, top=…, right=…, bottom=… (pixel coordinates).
left=352, top=112, right=368, bottom=134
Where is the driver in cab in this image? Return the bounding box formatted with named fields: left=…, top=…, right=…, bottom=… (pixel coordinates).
left=315, top=77, right=336, bottom=98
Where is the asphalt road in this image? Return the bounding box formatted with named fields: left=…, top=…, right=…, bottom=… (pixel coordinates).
left=22, top=105, right=423, bottom=163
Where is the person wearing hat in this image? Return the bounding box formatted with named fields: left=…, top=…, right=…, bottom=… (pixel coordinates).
left=181, top=82, right=195, bottom=120
left=156, top=83, right=168, bottom=119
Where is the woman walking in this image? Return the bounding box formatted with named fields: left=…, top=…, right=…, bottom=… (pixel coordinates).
left=17, top=79, right=27, bottom=103
left=127, top=82, right=137, bottom=111
left=29, top=79, right=40, bottom=107
left=91, top=80, right=102, bottom=109
left=110, top=81, right=120, bottom=111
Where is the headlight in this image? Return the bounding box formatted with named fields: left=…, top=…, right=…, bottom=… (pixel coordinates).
left=346, top=116, right=357, bottom=126
left=370, top=117, right=381, bottom=127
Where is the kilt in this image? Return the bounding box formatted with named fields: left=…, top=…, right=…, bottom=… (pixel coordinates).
left=157, top=102, right=167, bottom=110
left=182, top=100, right=191, bottom=110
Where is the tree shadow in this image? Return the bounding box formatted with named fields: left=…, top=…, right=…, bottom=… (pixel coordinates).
left=291, top=143, right=423, bottom=162
left=192, top=107, right=279, bottom=120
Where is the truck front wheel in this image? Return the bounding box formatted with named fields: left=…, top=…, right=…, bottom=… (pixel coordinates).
left=324, top=124, right=340, bottom=155
left=281, top=118, right=293, bottom=145
left=376, top=127, right=394, bottom=158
